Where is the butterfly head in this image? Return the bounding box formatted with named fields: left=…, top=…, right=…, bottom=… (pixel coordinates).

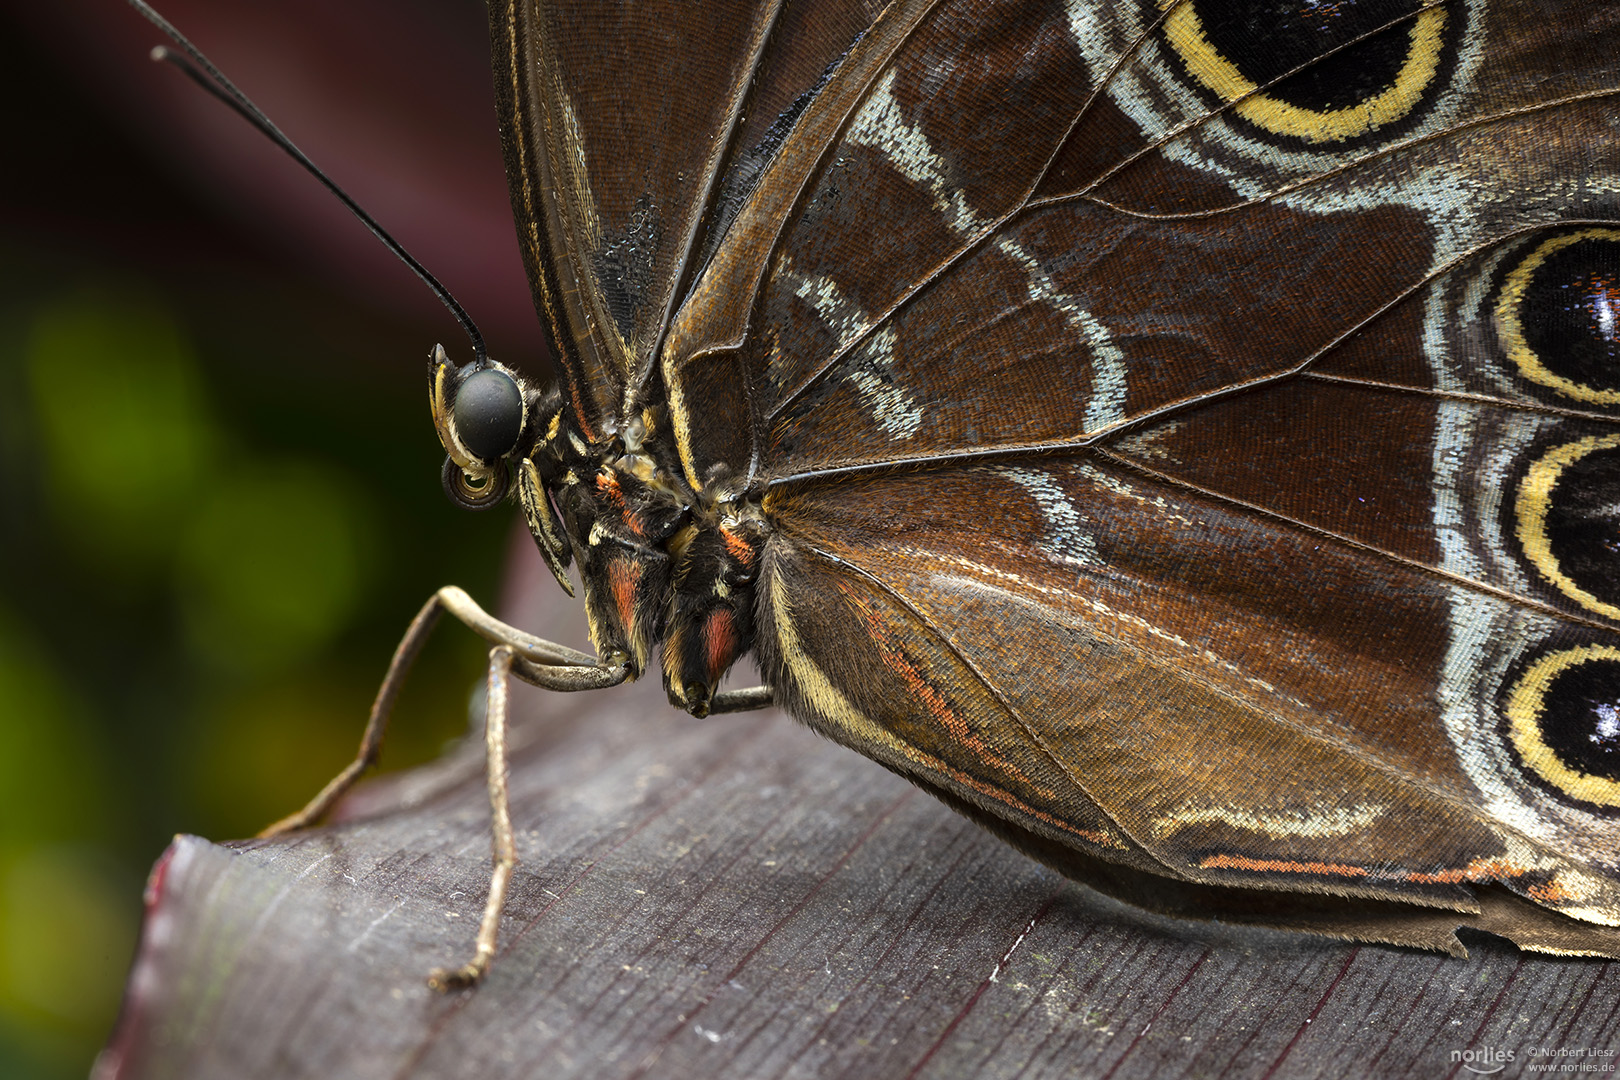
left=428, top=343, right=535, bottom=508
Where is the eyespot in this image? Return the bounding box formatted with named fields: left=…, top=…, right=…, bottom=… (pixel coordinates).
left=1515, top=433, right=1620, bottom=622
left=453, top=368, right=525, bottom=461
left=1156, top=0, right=1457, bottom=147
left=441, top=455, right=510, bottom=511
left=1505, top=645, right=1620, bottom=811
left=1494, top=228, right=1620, bottom=406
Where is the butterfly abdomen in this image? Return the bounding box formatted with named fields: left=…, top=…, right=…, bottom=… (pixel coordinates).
left=660, top=514, right=765, bottom=716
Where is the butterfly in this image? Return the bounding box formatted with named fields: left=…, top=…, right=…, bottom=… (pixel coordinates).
left=240, top=0, right=1619, bottom=987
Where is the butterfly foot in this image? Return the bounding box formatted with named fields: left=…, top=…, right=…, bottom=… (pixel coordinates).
left=426, top=957, right=487, bottom=993
left=683, top=682, right=712, bottom=718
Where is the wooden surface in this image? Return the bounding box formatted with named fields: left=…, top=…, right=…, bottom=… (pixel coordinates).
left=98, top=697, right=1620, bottom=1079
left=97, top=550, right=1620, bottom=1080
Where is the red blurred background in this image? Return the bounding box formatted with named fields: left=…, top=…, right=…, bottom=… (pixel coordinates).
left=13, top=0, right=539, bottom=350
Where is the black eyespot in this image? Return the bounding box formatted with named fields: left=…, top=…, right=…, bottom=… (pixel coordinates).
left=1156, top=0, right=1463, bottom=147
left=1495, top=229, right=1620, bottom=406
left=1514, top=434, right=1620, bottom=621
left=453, top=368, right=525, bottom=461
left=1538, top=658, right=1620, bottom=785
left=1505, top=645, right=1620, bottom=811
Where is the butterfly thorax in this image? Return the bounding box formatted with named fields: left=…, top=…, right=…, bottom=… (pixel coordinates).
left=429, top=348, right=763, bottom=718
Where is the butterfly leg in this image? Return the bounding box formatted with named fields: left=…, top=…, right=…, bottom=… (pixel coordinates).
left=427, top=642, right=517, bottom=992
left=707, top=685, right=774, bottom=713
left=260, top=585, right=614, bottom=836
left=256, top=585, right=627, bottom=988
left=429, top=631, right=627, bottom=991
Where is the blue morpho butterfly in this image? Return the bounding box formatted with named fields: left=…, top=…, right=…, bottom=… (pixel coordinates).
left=132, top=0, right=1620, bottom=988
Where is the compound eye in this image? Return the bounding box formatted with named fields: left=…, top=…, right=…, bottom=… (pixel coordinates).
left=453, top=368, right=524, bottom=461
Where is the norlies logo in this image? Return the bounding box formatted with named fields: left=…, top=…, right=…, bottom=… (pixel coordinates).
left=1452, top=1047, right=1515, bottom=1075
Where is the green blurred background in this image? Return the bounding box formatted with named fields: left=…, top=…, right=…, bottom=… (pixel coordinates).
left=0, top=1, right=543, bottom=1074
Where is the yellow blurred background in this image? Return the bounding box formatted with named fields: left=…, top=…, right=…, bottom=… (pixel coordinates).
left=0, top=1, right=541, bottom=1074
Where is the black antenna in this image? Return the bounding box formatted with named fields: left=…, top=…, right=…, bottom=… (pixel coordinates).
left=126, top=0, right=489, bottom=368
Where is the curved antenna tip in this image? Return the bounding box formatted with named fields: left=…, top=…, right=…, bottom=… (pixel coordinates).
left=130, top=0, right=489, bottom=368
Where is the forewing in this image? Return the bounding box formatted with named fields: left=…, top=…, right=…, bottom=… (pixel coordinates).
left=490, top=0, right=886, bottom=432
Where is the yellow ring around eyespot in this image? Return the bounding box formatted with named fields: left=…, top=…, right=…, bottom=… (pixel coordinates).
left=1505, top=644, right=1620, bottom=809
left=1495, top=228, right=1620, bottom=406
left=1515, top=433, right=1620, bottom=622
left=1158, top=2, right=1447, bottom=145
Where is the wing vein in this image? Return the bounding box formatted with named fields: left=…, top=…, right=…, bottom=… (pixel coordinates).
left=795, top=541, right=1174, bottom=871
left=756, top=216, right=1620, bottom=489
left=1087, top=443, right=1617, bottom=636
left=760, top=0, right=1489, bottom=424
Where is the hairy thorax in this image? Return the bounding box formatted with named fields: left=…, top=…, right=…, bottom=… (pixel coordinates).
left=430, top=347, right=765, bottom=717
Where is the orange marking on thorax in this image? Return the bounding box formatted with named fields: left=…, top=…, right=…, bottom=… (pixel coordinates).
left=720, top=526, right=755, bottom=566
left=595, top=472, right=644, bottom=536
left=1200, top=854, right=1370, bottom=878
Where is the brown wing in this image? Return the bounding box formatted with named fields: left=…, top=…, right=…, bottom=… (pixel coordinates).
left=489, top=0, right=888, bottom=436
left=659, top=0, right=1620, bottom=949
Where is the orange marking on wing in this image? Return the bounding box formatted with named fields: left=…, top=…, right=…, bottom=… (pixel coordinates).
left=1200, top=854, right=1370, bottom=878
left=955, top=781, right=1118, bottom=846
left=720, top=526, right=755, bottom=566
left=835, top=581, right=1042, bottom=792
left=1527, top=879, right=1572, bottom=904
left=878, top=733, right=1118, bottom=848
left=1402, top=858, right=1528, bottom=885
left=608, top=559, right=639, bottom=630
left=704, top=608, right=737, bottom=682
left=792, top=583, right=1121, bottom=850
